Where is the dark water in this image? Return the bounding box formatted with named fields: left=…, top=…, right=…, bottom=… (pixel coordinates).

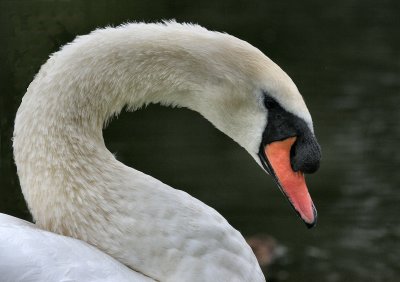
left=1, top=0, right=399, bottom=281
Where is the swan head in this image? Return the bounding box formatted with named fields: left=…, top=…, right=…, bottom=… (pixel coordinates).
left=257, top=92, right=321, bottom=228
left=180, top=31, right=321, bottom=227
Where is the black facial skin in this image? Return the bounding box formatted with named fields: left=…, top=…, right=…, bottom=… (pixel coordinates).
left=257, top=93, right=321, bottom=228
left=259, top=94, right=321, bottom=174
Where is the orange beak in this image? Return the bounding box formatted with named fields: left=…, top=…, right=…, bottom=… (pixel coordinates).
left=264, top=137, right=317, bottom=227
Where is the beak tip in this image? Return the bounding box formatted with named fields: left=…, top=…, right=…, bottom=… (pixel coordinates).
left=305, top=219, right=317, bottom=229
left=304, top=204, right=318, bottom=229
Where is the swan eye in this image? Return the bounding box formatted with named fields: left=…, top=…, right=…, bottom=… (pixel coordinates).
left=262, top=93, right=279, bottom=110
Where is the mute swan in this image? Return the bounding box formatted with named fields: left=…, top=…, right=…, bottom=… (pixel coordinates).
left=2, top=22, right=321, bottom=281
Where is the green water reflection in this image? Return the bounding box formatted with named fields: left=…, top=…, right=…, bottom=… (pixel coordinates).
left=1, top=0, right=399, bottom=281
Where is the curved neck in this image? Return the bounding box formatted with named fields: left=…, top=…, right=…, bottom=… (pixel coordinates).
left=14, top=27, right=197, bottom=227
left=13, top=23, right=265, bottom=281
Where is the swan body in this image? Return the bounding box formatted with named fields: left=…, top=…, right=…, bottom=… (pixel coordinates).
left=0, top=213, right=154, bottom=282
left=5, top=22, right=321, bottom=281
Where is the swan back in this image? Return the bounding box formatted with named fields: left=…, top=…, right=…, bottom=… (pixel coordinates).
left=0, top=213, right=154, bottom=282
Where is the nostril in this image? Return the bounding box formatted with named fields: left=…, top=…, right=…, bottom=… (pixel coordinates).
left=290, top=140, right=299, bottom=171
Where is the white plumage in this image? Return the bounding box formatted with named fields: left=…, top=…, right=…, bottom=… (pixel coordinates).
left=0, top=213, right=154, bottom=282
left=2, top=21, right=314, bottom=281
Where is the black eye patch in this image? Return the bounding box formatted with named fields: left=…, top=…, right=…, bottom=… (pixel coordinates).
left=260, top=91, right=321, bottom=174
left=263, top=95, right=279, bottom=110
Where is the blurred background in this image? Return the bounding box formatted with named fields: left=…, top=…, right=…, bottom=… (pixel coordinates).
left=0, top=0, right=399, bottom=281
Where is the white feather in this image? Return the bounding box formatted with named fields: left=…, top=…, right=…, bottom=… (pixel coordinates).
left=8, top=22, right=314, bottom=281
left=0, top=213, right=154, bottom=282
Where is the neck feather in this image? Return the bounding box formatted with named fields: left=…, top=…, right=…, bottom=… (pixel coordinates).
left=13, top=23, right=265, bottom=281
